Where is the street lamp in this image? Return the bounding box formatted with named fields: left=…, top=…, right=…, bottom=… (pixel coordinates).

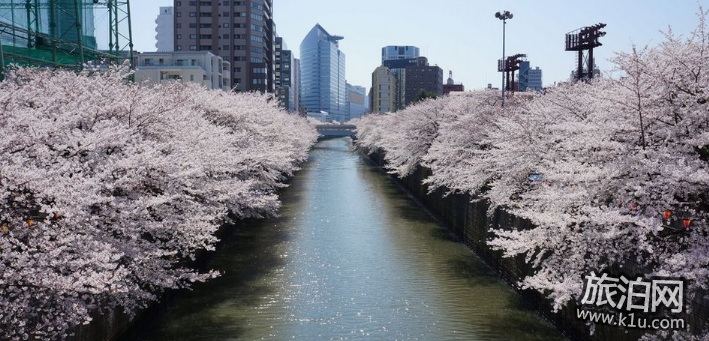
left=495, top=10, right=513, bottom=106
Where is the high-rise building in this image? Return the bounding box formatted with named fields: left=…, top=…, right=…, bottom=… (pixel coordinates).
left=299, top=24, right=347, bottom=121
left=293, top=58, right=301, bottom=112
left=382, top=45, right=419, bottom=63
left=403, top=57, right=443, bottom=106
left=371, top=66, right=396, bottom=113
left=275, top=36, right=295, bottom=111
left=519, top=61, right=543, bottom=91
left=155, top=7, right=174, bottom=52
left=382, top=57, right=418, bottom=110
left=173, top=0, right=274, bottom=92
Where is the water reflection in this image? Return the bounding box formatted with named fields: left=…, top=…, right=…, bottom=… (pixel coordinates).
left=128, top=138, right=564, bottom=341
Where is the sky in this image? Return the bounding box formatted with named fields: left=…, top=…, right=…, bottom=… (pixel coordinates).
left=123, top=0, right=706, bottom=92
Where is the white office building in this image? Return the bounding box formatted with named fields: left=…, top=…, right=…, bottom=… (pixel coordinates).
left=135, top=51, right=231, bottom=91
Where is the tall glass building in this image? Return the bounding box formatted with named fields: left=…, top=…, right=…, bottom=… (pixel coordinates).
left=299, top=24, right=347, bottom=122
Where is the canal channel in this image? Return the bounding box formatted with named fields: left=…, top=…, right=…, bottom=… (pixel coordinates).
left=127, top=138, right=565, bottom=341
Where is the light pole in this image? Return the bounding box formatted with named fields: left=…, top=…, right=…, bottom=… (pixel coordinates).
left=495, top=10, right=513, bottom=106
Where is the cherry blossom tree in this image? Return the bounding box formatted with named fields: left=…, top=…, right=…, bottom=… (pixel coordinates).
left=0, top=65, right=316, bottom=340
left=356, top=7, right=709, bottom=339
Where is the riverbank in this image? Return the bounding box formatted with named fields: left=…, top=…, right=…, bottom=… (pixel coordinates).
left=363, top=148, right=651, bottom=341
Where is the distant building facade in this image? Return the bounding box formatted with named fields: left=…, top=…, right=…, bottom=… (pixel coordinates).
left=519, top=61, right=543, bottom=91
left=403, top=57, right=443, bottom=106
left=173, top=0, right=274, bottom=92
left=135, top=51, right=231, bottom=91
left=371, top=66, right=397, bottom=113
left=300, top=24, right=347, bottom=122
left=382, top=45, right=420, bottom=62
left=155, top=6, right=174, bottom=52
left=275, top=37, right=295, bottom=111
left=293, top=58, right=301, bottom=111
left=443, top=70, right=464, bottom=94
left=346, top=83, right=367, bottom=120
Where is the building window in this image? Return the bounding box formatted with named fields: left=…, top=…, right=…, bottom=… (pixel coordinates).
left=199, top=34, right=212, bottom=39
left=223, top=12, right=229, bottom=17
left=251, top=35, right=263, bottom=43
left=189, top=45, right=197, bottom=50
left=199, top=45, right=211, bottom=50
left=190, top=75, right=195, bottom=81
left=252, top=79, right=264, bottom=84
left=223, top=23, right=230, bottom=28
left=189, top=34, right=197, bottom=39
left=199, top=23, right=212, bottom=28
left=200, top=12, right=211, bottom=17
left=176, top=12, right=182, bottom=17
left=222, top=34, right=230, bottom=39
left=251, top=3, right=262, bottom=10
left=176, top=1, right=182, bottom=5
left=251, top=24, right=262, bottom=32
left=176, top=45, right=182, bottom=50
left=250, top=57, right=262, bottom=63
left=176, top=34, right=182, bottom=39
left=189, top=1, right=196, bottom=5
left=253, top=67, right=266, bottom=73
left=177, top=23, right=182, bottom=28
left=223, top=45, right=229, bottom=50
left=189, top=23, right=197, bottom=28
left=199, top=1, right=212, bottom=5
left=251, top=46, right=263, bottom=54
left=189, top=12, right=196, bottom=17
left=222, top=0, right=229, bottom=5
left=250, top=13, right=263, bottom=22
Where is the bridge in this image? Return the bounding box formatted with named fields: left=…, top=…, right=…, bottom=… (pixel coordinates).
left=316, top=124, right=357, bottom=139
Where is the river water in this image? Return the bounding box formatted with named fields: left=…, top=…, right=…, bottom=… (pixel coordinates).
left=129, top=138, right=564, bottom=341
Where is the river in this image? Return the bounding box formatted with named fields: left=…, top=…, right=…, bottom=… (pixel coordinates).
left=128, top=138, right=564, bottom=341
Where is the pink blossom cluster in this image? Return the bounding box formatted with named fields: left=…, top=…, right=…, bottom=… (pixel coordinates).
left=0, top=66, right=317, bottom=340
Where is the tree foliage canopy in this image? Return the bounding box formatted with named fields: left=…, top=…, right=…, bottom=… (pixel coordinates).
left=356, top=8, right=709, bottom=340
left=0, top=66, right=317, bottom=340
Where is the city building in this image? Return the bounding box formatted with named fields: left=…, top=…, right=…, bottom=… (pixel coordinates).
left=155, top=6, right=174, bottom=52
left=134, top=51, right=231, bottom=91
left=173, top=0, right=274, bottom=92
left=293, top=58, right=301, bottom=112
left=403, top=57, right=443, bottom=106
left=443, top=70, right=464, bottom=95
left=299, top=24, right=347, bottom=122
left=275, top=37, right=295, bottom=111
left=382, top=57, right=418, bottom=110
left=371, top=66, right=397, bottom=113
left=346, top=83, right=368, bottom=120
left=519, top=61, right=543, bottom=91
left=382, top=45, right=420, bottom=62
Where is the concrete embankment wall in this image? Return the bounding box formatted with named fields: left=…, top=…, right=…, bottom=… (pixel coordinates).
left=364, top=148, right=652, bottom=341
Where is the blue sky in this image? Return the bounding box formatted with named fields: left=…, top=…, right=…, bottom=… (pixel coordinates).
left=123, top=1, right=705, bottom=91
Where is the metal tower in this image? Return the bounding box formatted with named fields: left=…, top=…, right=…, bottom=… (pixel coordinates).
left=565, top=23, right=606, bottom=81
